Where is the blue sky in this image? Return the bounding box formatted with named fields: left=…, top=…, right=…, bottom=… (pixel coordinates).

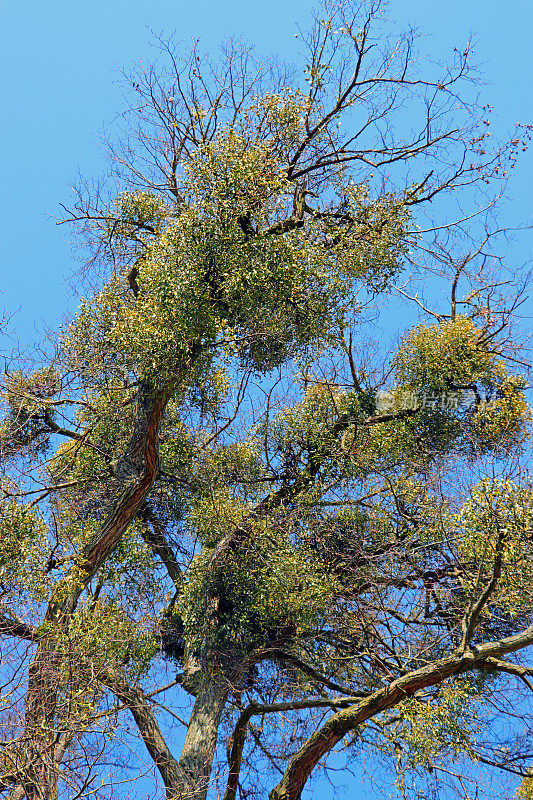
left=0, top=1, right=531, bottom=798
left=0, top=0, right=531, bottom=349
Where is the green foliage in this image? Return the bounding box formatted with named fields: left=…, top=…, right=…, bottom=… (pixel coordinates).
left=467, top=376, right=530, bottom=454
left=179, top=528, right=337, bottom=655
left=0, top=367, right=60, bottom=459
left=113, top=191, right=171, bottom=238
left=68, top=599, right=159, bottom=676
left=391, top=680, right=482, bottom=769
left=364, top=406, right=462, bottom=469
left=64, top=96, right=410, bottom=385
left=0, top=500, right=49, bottom=600
left=517, top=776, right=533, bottom=800
left=390, top=317, right=529, bottom=458
left=458, top=479, right=533, bottom=616
left=394, top=316, right=503, bottom=392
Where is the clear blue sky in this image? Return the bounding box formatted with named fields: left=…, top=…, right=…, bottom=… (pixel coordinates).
left=0, top=0, right=531, bottom=348
left=0, top=2, right=531, bottom=798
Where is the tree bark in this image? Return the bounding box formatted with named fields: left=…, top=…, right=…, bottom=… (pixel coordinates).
left=111, top=681, right=183, bottom=798
left=175, top=675, right=230, bottom=800
left=19, top=380, right=172, bottom=800
left=113, top=671, right=230, bottom=800
left=269, top=625, right=533, bottom=800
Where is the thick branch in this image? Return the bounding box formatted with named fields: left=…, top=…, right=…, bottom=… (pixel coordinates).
left=109, top=677, right=183, bottom=797
left=45, top=381, right=171, bottom=625
left=223, top=694, right=370, bottom=800
left=0, top=615, right=38, bottom=641
left=269, top=625, right=533, bottom=800
left=476, top=656, right=533, bottom=692
left=20, top=380, right=173, bottom=798
left=139, top=504, right=183, bottom=589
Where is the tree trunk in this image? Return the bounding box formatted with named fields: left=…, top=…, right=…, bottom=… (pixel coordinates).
left=109, top=660, right=231, bottom=800
left=18, top=380, right=172, bottom=800
left=175, top=675, right=230, bottom=800
left=21, top=643, right=62, bottom=800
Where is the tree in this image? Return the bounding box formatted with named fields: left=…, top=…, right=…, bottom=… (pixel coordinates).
left=1, top=2, right=533, bottom=798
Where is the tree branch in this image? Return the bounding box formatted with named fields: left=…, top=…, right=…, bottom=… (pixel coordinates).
left=269, top=624, right=533, bottom=800
left=138, top=504, right=183, bottom=590
left=0, top=615, right=38, bottom=641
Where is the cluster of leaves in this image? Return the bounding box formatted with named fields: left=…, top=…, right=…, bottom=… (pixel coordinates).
left=458, top=479, right=533, bottom=619
left=0, top=500, right=50, bottom=603
left=394, top=316, right=501, bottom=392
left=179, top=525, right=337, bottom=657
left=389, top=679, right=482, bottom=770
left=518, top=776, right=533, bottom=799
left=392, top=316, right=529, bottom=457
left=64, top=91, right=411, bottom=386
left=0, top=367, right=61, bottom=460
